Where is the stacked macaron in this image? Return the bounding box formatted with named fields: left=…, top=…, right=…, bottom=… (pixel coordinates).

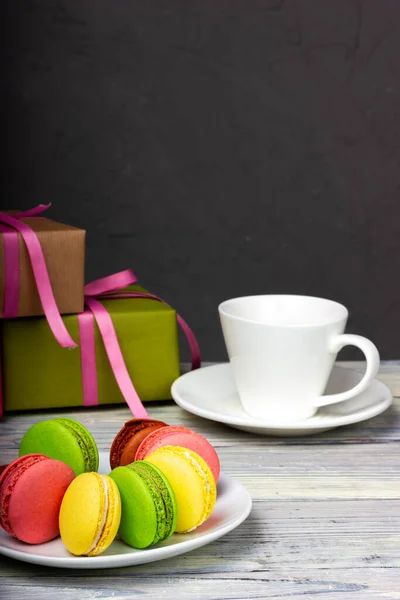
left=110, top=420, right=220, bottom=482
left=0, top=417, right=220, bottom=557
left=108, top=419, right=219, bottom=543
left=144, top=446, right=216, bottom=534
left=0, top=454, right=75, bottom=544
left=59, top=472, right=121, bottom=556
left=109, top=461, right=177, bottom=548
left=0, top=418, right=104, bottom=551
left=19, top=417, right=99, bottom=476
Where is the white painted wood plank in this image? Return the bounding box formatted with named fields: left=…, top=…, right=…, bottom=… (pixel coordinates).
left=2, top=576, right=400, bottom=600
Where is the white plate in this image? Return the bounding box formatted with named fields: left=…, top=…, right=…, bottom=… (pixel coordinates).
left=171, top=364, right=393, bottom=436
left=0, top=453, right=252, bottom=569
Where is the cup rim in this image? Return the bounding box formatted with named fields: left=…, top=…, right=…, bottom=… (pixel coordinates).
left=218, top=294, right=348, bottom=328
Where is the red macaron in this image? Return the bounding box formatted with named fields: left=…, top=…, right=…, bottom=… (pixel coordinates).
left=135, top=425, right=221, bottom=482
left=109, top=418, right=168, bottom=469
left=0, top=454, right=75, bottom=544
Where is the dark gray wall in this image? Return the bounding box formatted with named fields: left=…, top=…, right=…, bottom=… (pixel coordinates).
left=2, top=1, right=400, bottom=361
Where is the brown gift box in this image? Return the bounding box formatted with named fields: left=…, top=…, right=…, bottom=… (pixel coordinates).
left=0, top=216, right=86, bottom=317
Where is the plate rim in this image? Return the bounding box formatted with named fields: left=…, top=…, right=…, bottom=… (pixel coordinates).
left=171, top=363, right=393, bottom=431
left=0, top=470, right=252, bottom=569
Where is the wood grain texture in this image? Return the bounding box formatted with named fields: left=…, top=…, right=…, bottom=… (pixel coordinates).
left=0, top=361, right=399, bottom=599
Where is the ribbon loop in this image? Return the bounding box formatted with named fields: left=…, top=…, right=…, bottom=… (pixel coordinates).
left=15, top=204, right=52, bottom=219
left=84, top=269, right=137, bottom=297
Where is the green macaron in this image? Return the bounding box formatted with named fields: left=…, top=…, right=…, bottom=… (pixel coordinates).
left=109, top=460, right=177, bottom=549
left=19, top=418, right=99, bottom=476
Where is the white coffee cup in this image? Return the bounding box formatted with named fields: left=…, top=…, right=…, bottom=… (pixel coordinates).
left=218, top=295, right=380, bottom=422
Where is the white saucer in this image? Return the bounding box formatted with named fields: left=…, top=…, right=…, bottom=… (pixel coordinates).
left=0, top=453, right=252, bottom=569
left=171, top=364, right=393, bottom=436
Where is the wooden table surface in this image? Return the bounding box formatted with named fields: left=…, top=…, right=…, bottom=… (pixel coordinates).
left=0, top=361, right=399, bottom=599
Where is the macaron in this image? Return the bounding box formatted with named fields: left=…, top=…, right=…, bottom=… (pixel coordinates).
left=145, top=446, right=217, bottom=533
left=0, top=454, right=75, bottom=544
left=109, top=418, right=167, bottom=469
left=59, top=472, right=121, bottom=556
left=19, top=418, right=99, bottom=476
left=135, top=425, right=220, bottom=482
left=109, top=460, right=177, bottom=549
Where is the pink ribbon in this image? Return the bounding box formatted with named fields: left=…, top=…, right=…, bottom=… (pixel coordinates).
left=0, top=205, right=77, bottom=348
left=78, top=269, right=201, bottom=416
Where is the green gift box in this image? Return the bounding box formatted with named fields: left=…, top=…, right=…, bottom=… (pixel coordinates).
left=2, top=285, right=181, bottom=412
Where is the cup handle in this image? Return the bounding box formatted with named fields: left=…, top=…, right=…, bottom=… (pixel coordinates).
left=313, top=334, right=380, bottom=408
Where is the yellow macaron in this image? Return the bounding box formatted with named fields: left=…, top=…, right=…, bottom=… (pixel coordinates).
left=59, top=472, right=121, bottom=556
left=145, top=445, right=216, bottom=533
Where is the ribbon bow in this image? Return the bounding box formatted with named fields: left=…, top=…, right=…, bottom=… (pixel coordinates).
left=78, top=269, right=201, bottom=417
left=0, top=204, right=77, bottom=349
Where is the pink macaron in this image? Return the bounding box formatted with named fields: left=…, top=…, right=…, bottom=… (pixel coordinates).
left=0, top=454, right=75, bottom=544
left=135, top=425, right=220, bottom=482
